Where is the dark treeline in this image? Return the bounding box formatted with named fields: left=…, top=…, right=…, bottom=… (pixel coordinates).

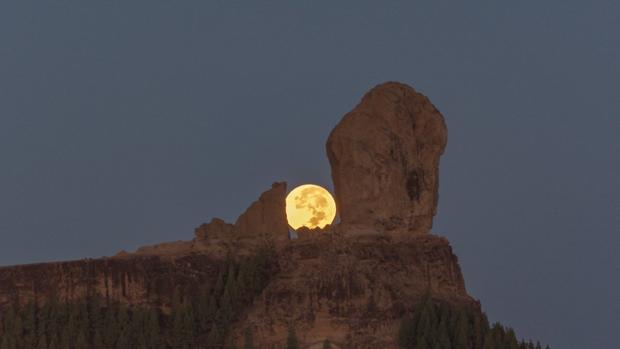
left=0, top=249, right=274, bottom=349
left=398, top=297, right=550, bottom=349
left=1, top=250, right=550, bottom=349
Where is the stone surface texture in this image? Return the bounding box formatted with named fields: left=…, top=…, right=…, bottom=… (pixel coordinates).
left=327, top=82, right=447, bottom=235
left=0, top=82, right=471, bottom=349
left=234, top=181, right=289, bottom=246
left=230, top=233, right=475, bottom=349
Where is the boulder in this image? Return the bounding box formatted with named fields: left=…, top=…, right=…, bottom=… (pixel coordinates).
left=326, top=82, right=447, bottom=235
left=235, top=182, right=289, bottom=245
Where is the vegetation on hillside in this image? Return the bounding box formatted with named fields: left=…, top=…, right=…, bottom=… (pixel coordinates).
left=0, top=250, right=550, bottom=349
left=0, top=249, right=273, bottom=349
left=398, top=297, right=550, bottom=349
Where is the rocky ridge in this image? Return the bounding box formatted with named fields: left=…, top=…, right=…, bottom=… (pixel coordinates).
left=0, top=82, right=474, bottom=348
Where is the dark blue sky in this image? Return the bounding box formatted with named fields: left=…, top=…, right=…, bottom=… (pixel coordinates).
left=1, top=2, right=618, bottom=348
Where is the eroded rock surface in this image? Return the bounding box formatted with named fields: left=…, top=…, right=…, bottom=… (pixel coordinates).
left=326, top=82, right=447, bottom=235
left=117, top=182, right=289, bottom=258
left=234, top=181, right=289, bottom=246
left=194, top=218, right=235, bottom=241
left=0, top=82, right=471, bottom=349
left=0, top=233, right=474, bottom=349
left=230, top=233, right=475, bottom=348
left=0, top=254, right=224, bottom=311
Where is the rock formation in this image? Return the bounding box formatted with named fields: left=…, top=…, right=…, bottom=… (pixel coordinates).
left=326, top=82, right=447, bottom=235
left=234, top=181, right=289, bottom=246
left=230, top=233, right=475, bottom=348
left=112, top=182, right=289, bottom=259
left=0, top=82, right=479, bottom=349
left=0, top=254, right=225, bottom=311
left=194, top=218, right=235, bottom=241
left=0, top=233, right=475, bottom=349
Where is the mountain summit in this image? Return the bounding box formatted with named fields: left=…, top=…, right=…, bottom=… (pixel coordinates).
left=0, top=83, right=547, bottom=349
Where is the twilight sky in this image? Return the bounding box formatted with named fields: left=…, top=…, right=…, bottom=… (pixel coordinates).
left=1, top=2, right=618, bottom=348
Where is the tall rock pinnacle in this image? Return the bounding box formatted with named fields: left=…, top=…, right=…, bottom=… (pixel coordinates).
left=326, top=82, right=447, bottom=235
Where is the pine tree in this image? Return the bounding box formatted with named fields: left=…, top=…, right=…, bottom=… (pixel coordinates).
left=75, top=329, right=89, bottom=349
left=197, top=286, right=211, bottom=333
left=36, top=303, right=50, bottom=345
left=416, top=299, right=438, bottom=345
left=13, top=310, right=24, bottom=349
left=132, top=307, right=149, bottom=349
left=23, top=301, right=38, bottom=348
left=482, top=332, right=496, bottom=349
left=213, top=271, right=226, bottom=299
left=182, top=302, right=196, bottom=347
left=116, top=330, right=131, bottom=349
left=145, top=308, right=161, bottom=349
left=92, top=330, right=105, bottom=349
left=116, top=304, right=131, bottom=349
left=417, top=338, right=430, bottom=349
left=453, top=310, right=470, bottom=349
left=251, top=251, right=270, bottom=294
left=437, top=319, right=452, bottom=349
left=0, top=336, right=10, bottom=349
left=218, top=290, right=233, bottom=329
left=286, top=325, right=299, bottom=349
left=206, top=294, right=218, bottom=324
left=103, top=305, right=119, bottom=348
left=88, top=297, right=105, bottom=345
left=505, top=328, right=519, bottom=349
left=58, top=321, right=72, bottom=349
left=224, top=264, right=239, bottom=311
left=46, top=300, right=60, bottom=348
left=36, top=334, right=48, bottom=349
left=171, top=296, right=187, bottom=349
left=398, top=316, right=416, bottom=349
left=206, top=326, right=222, bottom=349
left=236, top=262, right=251, bottom=304
left=243, top=327, right=254, bottom=349
left=472, top=311, right=485, bottom=349
left=1, top=306, right=16, bottom=349
left=48, top=336, right=59, bottom=349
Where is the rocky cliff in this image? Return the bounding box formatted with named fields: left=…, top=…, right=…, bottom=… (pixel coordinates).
left=327, top=82, right=447, bottom=235
left=0, top=82, right=477, bottom=348
left=0, top=254, right=224, bottom=312
left=230, top=233, right=475, bottom=348
left=0, top=231, right=474, bottom=348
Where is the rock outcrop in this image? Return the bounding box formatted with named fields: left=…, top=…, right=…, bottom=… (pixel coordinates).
left=114, top=182, right=289, bottom=259
left=230, top=233, right=475, bottom=348
left=0, top=254, right=224, bottom=311
left=194, top=218, right=235, bottom=241
left=0, top=233, right=475, bottom=349
left=0, top=82, right=472, bottom=349
left=326, top=82, right=447, bottom=235
left=234, top=182, right=289, bottom=246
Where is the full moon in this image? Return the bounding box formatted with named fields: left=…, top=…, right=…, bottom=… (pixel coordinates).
left=285, top=184, right=337, bottom=230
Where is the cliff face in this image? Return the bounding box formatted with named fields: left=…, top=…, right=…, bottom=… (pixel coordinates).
left=0, top=232, right=474, bottom=348
left=327, top=82, right=447, bottom=235
left=0, top=254, right=224, bottom=312
left=231, top=233, right=475, bottom=348
left=0, top=82, right=476, bottom=348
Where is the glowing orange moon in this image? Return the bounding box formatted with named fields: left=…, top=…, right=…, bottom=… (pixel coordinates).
left=285, top=184, right=337, bottom=230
